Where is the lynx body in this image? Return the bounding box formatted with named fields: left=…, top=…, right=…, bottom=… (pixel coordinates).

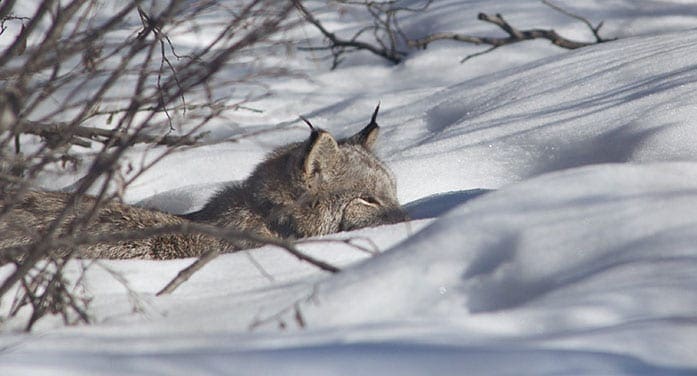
left=0, top=106, right=406, bottom=260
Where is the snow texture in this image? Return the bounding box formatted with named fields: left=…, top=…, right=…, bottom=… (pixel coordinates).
left=2, top=1, right=697, bottom=375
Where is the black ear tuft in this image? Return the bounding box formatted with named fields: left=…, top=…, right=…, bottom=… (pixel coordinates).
left=299, top=115, right=315, bottom=131
left=345, top=103, right=380, bottom=151
left=369, top=102, right=380, bottom=125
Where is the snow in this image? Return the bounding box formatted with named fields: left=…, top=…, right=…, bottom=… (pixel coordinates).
left=3, top=1, right=697, bottom=375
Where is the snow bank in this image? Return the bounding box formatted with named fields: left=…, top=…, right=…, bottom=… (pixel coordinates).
left=387, top=31, right=697, bottom=201
left=3, top=1, right=697, bottom=375
left=300, top=162, right=697, bottom=370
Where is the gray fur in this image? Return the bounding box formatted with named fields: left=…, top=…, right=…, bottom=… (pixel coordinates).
left=0, top=190, right=214, bottom=260
left=1, top=107, right=407, bottom=260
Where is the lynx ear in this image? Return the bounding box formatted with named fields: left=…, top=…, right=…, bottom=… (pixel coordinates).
left=346, top=103, right=380, bottom=151
left=303, top=130, right=340, bottom=180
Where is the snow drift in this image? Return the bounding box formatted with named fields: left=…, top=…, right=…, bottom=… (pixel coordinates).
left=2, top=2, right=697, bottom=375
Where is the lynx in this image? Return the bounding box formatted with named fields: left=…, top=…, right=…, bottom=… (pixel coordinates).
left=0, top=105, right=407, bottom=261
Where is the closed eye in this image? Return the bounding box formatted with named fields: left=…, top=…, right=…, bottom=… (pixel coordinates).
left=356, top=196, right=381, bottom=207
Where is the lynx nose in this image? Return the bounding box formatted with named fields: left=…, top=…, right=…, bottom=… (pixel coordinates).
left=383, top=206, right=409, bottom=224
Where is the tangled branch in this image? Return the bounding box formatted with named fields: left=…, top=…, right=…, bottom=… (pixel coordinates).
left=293, top=0, right=406, bottom=68
left=19, top=120, right=200, bottom=149
left=295, top=0, right=614, bottom=68
left=0, top=0, right=297, bottom=331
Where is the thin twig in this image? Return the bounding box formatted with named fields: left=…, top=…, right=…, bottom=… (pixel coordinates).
left=244, top=250, right=276, bottom=283
left=156, top=248, right=220, bottom=296
left=298, top=236, right=380, bottom=255
left=248, top=285, right=319, bottom=331
left=460, top=45, right=500, bottom=63
left=541, top=0, right=612, bottom=43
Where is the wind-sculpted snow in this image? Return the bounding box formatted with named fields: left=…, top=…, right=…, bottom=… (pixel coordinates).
left=299, top=162, right=697, bottom=371
left=388, top=32, right=697, bottom=201
left=3, top=1, right=697, bottom=375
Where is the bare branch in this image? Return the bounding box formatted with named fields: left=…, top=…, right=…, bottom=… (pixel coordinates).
left=1, top=221, right=340, bottom=299
left=18, top=120, right=201, bottom=148
left=293, top=0, right=404, bottom=67
left=151, top=223, right=341, bottom=296
left=410, top=12, right=595, bottom=51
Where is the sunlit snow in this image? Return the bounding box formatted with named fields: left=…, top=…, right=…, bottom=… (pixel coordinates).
left=2, top=1, right=697, bottom=375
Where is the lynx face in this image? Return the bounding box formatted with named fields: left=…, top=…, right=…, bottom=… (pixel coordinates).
left=293, top=104, right=408, bottom=235
left=341, top=194, right=407, bottom=232
left=333, top=143, right=406, bottom=232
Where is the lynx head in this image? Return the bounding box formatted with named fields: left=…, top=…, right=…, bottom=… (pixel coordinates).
left=250, top=104, right=407, bottom=237
left=300, top=104, right=407, bottom=232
